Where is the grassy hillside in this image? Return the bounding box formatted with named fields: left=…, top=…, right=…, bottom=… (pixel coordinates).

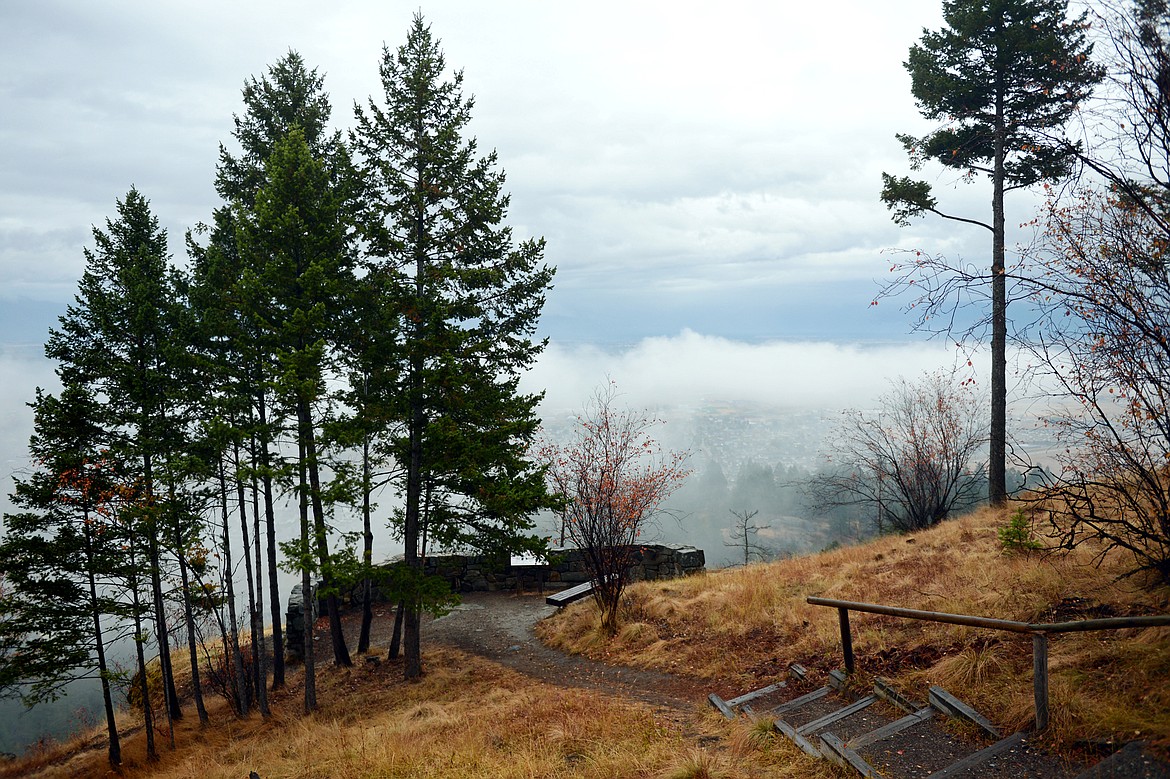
left=539, top=506, right=1170, bottom=748
left=5, top=506, right=1167, bottom=778
left=3, top=646, right=836, bottom=779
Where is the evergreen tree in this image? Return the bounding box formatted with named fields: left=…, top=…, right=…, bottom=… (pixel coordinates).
left=196, top=50, right=349, bottom=688
left=235, top=126, right=356, bottom=705
left=45, top=187, right=188, bottom=726
left=880, top=0, right=1102, bottom=505
left=0, top=384, right=129, bottom=769
left=352, top=14, right=559, bottom=680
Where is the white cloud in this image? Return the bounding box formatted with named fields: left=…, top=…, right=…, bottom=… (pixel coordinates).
left=524, top=329, right=979, bottom=414
left=0, top=0, right=998, bottom=347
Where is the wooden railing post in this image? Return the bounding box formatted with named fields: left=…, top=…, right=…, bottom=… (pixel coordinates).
left=838, top=607, right=855, bottom=673
left=1033, top=632, right=1049, bottom=732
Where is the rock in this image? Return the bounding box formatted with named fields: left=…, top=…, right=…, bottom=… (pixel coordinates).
left=285, top=583, right=318, bottom=661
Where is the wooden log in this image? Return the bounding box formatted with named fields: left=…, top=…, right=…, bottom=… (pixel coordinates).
left=707, top=693, right=737, bottom=720
left=818, top=732, right=882, bottom=778
left=772, top=716, right=823, bottom=760
left=796, top=694, right=877, bottom=736
left=770, top=686, right=830, bottom=716
left=930, top=732, right=1026, bottom=778
left=929, top=686, right=1000, bottom=739
left=874, top=677, right=922, bottom=713
left=726, top=682, right=786, bottom=708
left=849, top=707, right=934, bottom=750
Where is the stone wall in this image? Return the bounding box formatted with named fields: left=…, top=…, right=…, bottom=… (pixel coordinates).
left=285, top=582, right=318, bottom=661
left=338, top=544, right=705, bottom=602
left=412, top=544, right=704, bottom=594
left=544, top=544, right=706, bottom=586
left=286, top=544, right=705, bottom=654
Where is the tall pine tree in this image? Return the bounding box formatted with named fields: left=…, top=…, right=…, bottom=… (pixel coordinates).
left=352, top=14, right=558, bottom=680
left=0, top=384, right=129, bottom=769
left=235, top=126, right=356, bottom=707
left=880, top=0, right=1102, bottom=504
left=45, top=187, right=188, bottom=727
left=193, top=51, right=351, bottom=686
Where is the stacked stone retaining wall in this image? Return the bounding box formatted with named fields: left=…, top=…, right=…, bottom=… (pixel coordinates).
left=286, top=544, right=704, bottom=658
left=401, top=543, right=704, bottom=595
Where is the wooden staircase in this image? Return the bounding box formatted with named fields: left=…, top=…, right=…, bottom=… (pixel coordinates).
left=710, top=665, right=1168, bottom=778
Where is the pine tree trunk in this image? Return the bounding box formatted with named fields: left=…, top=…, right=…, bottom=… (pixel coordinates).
left=249, top=439, right=270, bottom=716
left=83, top=518, right=121, bottom=768
left=256, top=389, right=285, bottom=688
left=299, top=439, right=317, bottom=712
left=129, top=539, right=156, bottom=761
left=301, top=402, right=351, bottom=667
left=403, top=395, right=423, bottom=679
left=218, top=458, right=249, bottom=716
left=990, top=85, right=1008, bottom=506
left=403, top=210, right=426, bottom=681
left=171, top=496, right=209, bottom=727
left=358, top=434, right=374, bottom=654
left=232, top=438, right=265, bottom=714
left=388, top=600, right=405, bottom=660
left=141, top=450, right=180, bottom=742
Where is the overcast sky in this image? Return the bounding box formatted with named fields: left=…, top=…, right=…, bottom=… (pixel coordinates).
left=2, top=0, right=1059, bottom=507
left=0, top=0, right=1033, bottom=348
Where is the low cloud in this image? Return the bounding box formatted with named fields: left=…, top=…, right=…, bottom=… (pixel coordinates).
left=525, top=329, right=979, bottom=414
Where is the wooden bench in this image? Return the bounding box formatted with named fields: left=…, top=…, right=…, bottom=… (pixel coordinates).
left=545, top=580, right=593, bottom=607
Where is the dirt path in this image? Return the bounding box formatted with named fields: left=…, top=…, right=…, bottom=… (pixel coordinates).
left=345, top=591, right=708, bottom=714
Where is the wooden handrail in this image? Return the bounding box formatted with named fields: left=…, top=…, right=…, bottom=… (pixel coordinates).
left=805, top=595, right=1170, bottom=732
left=806, top=596, right=1170, bottom=634
left=806, top=597, right=1033, bottom=632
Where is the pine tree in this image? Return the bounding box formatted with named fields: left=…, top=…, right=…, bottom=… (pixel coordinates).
left=195, top=50, right=350, bottom=688
left=352, top=14, right=558, bottom=680
left=880, top=0, right=1102, bottom=505
left=45, top=187, right=188, bottom=728
left=0, top=384, right=129, bottom=769
left=235, top=127, right=356, bottom=706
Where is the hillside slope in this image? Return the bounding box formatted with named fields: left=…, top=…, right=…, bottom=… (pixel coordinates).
left=5, top=506, right=1167, bottom=778
left=540, top=506, right=1170, bottom=749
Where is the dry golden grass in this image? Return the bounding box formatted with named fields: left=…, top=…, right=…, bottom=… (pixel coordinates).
left=8, top=505, right=1167, bottom=777
left=2, top=647, right=847, bottom=779
left=537, top=506, right=1170, bottom=748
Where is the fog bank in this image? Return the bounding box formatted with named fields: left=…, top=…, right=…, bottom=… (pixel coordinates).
left=524, top=329, right=977, bottom=414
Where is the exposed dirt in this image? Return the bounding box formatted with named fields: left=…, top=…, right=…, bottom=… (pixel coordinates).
left=340, top=591, right=711, bottom=716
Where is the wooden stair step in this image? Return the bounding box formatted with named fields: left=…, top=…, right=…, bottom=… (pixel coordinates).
left=857, top=717, right=977, bottom=777
left=764, top=707, right=823, bottom=760
left=927, top=731, right=1025, bottom=778
left=770, top=685, right=831, bottom=716
left=874, top=676, right=924, bottom=713
left=726, top=682, right=786, bottom=708
left=849, top=706, right=934, bottom=750
left=928, top=686, right=1000, bottom=739
left=796, top=694, right=879, bottom=736
left=780, top=690, right=854, bottom=731
left=819, top=732, right=883, bottom=778
left=707, top=693, right=737, bottom=720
